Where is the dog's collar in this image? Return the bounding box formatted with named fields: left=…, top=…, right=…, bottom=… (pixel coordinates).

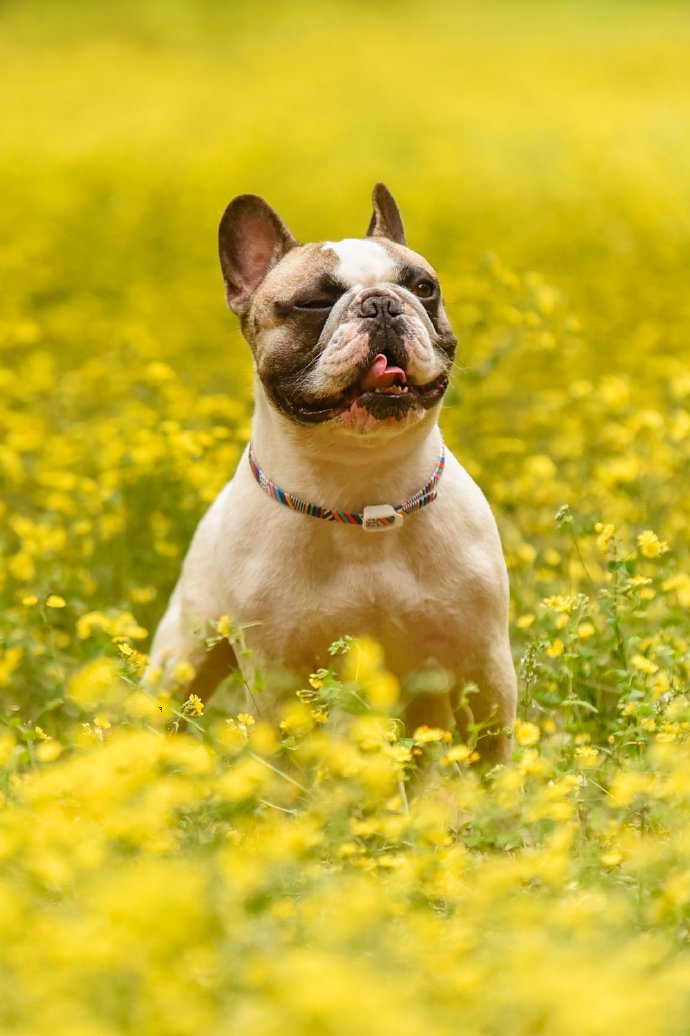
left=248, top=441, right=445, bottom=532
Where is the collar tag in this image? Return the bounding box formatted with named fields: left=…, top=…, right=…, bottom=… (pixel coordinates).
left=362, top=504, right=404, bottom=532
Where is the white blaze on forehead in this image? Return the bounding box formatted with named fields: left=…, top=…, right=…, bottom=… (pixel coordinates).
left=321, top=238, right=397, bottom=289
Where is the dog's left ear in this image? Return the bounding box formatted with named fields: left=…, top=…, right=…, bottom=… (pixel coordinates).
left=366, top=182, right=406, bottom=246
left=219, top=194, right=299, bottom=314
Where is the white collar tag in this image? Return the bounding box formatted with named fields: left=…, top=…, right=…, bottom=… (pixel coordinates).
left=362, top=504, right=404, bottom=532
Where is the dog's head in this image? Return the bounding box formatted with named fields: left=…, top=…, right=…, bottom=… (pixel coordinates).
left=219, top=183, right=456, bottom=435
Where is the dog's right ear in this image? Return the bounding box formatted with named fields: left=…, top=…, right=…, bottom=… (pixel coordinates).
left=219, top=195, right=299, bottom=314
left=366, top=183, right=406, bottom=246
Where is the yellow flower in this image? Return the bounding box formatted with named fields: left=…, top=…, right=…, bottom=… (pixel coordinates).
left=68, top=658, right=121, bottom=709
left=216, top=614, right=232, bottom=638
left=514, top=720, right=540, bottom=747
left=129, top=585, right=157, bottom=604
left=35, top=740, right=63, bottom=763
left=412, top=726, right=450, bottom=744
left=364, top=673, right=399, bottom=710
left=609, top=770, right=655, bottom=806
left=546, top=638, right=565, bottom=658
left=574, top=745, right=600, bottom=769
left=638, top=530, right=669, bottom=558
left=237, top=713, right=255, bottom=727
left=8, top=552, right=35, bottom=582
left=662, top=573, right=690, bottom=607
left=384, top=743, right=413, bottom=764
left=594, top=522, right=616, bottom=554
left=21, top=594, right=38, bottom=606
left=0, top=646, right=23, bottom=687
left=184, top=694, right=205, bottom=717
left=631, top=654, right=659, bottom=676
left=46, top=594, right=66, bottom=608
left=543, top=594, right=586, bottom=614
left=443, top=744, right=472, bottom=764
left=77, top=610, right=110, bottom=639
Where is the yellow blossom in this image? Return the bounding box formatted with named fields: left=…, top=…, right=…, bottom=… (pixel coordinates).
left=0, top=646, right=23, bottom=687
left=546, top=638, right=565, bottom=658
left=514, top=720, right=541, bottom=747
left=543, top=594, right=582, bottom=614
left=216, top=614, right=232, bottom=638
left=574, top=745, right=600, bottom=769
left=631, top=654, right=659, bottom=676
left=594, top=522, right=616, bottom=554
left=638, top=530, right=669, bottom=558
left=35, top=740, right=63, bottom=763
left=184, top=694, right=205, bottom=717
left=443, top=744, right=473, bottom=764
left=412, top=726, right=450, bottom=744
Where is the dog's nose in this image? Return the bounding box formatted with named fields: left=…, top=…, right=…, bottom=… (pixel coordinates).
left=357, top=294, right=404, bottom=320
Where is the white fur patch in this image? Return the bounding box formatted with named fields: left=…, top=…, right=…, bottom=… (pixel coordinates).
left=322, top=238, right=397, bottom=289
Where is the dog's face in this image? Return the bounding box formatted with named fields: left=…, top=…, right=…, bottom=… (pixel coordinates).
left=219, top=184, right=457, bottom=435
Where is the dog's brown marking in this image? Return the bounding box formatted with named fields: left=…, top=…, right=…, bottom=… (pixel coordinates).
left=186, top=638, right=238, bottom=703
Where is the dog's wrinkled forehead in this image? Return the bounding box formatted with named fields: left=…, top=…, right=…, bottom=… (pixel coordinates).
left=321, top=238, right=397, bottom=286
left=255, top=236, right=435, bottom=308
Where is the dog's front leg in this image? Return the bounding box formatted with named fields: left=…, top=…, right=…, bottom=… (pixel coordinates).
left=146, top=580, right=238, bottom=703
left=453, top=639, right=517, bottom=764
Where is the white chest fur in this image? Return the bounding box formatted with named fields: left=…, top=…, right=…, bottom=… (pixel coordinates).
left=170, top=423, right=510, bottom=682
left=148, top=397, right=517, bottom=757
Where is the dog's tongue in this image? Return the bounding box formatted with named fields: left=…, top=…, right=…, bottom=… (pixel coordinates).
left=360, top=354, right=407, bottom=391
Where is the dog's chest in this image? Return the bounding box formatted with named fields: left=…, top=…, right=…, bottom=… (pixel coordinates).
left=222, top=502, right=481, bottom=674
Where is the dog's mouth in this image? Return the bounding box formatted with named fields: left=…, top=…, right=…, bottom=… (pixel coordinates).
left=293, top=354, right=449, bottom=424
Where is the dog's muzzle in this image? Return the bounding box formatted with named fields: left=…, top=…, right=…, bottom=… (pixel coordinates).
left=356, top=291, right=409, bottom=368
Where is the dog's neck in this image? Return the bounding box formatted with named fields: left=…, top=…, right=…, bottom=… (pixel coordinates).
left=250, top=384, right=444, bottom=513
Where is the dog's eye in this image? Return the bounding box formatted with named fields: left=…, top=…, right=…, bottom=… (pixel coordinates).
left=293, top=299, right=334, bottom=311
left=413, top=280, right=436, bottom=300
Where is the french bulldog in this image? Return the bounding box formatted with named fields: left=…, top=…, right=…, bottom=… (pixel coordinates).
left=148, top=183, right=517, bottom=761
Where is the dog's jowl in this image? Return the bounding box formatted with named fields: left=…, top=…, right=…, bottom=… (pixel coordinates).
left=148, top=183, right=517, bottom=760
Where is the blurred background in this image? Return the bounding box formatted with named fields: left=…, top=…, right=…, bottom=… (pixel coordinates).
left=3, top=0, right=689, bottom=353
left=1, top=0, right=689, bottom=624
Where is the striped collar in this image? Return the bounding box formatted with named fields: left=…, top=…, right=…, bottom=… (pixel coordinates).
left=248, top=441, right=445, bottom=532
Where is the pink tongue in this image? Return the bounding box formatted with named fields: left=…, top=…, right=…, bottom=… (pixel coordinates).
left=360, top=354, right=407, bottom=391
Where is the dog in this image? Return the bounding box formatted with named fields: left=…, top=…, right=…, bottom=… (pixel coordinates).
left=148, top=183, right=516, bottom=761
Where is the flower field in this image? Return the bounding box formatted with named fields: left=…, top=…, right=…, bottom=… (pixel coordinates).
left=2, top=1, right=690, bottom=1032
